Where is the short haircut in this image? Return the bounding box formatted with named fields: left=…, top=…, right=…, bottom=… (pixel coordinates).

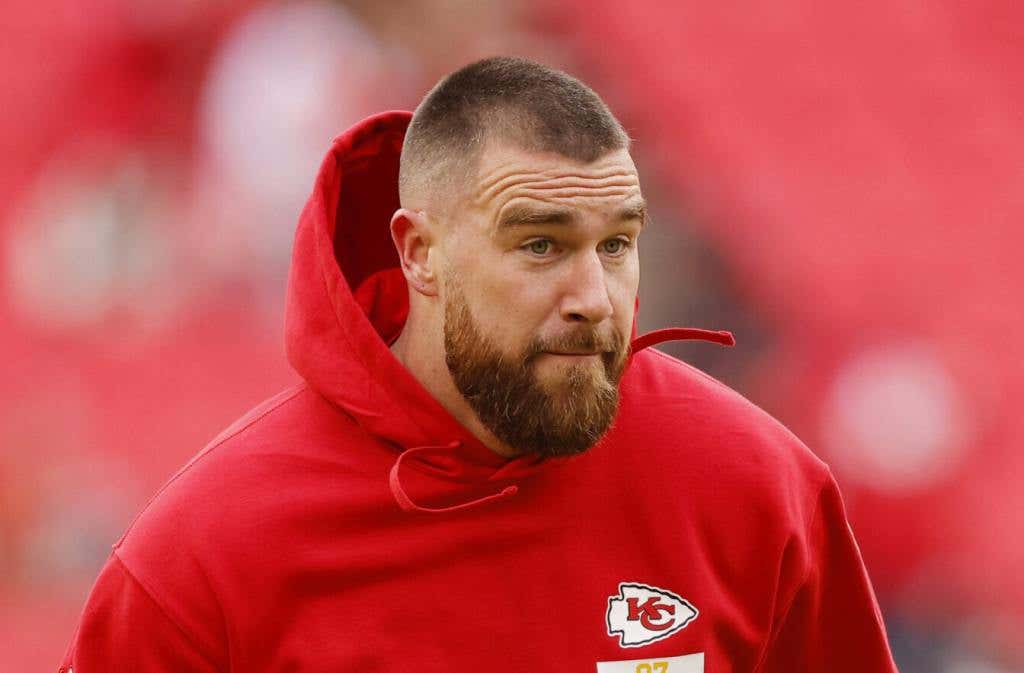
left=398, top=56, right=630, bottom=209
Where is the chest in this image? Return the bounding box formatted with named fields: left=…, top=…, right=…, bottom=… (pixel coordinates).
left=228, top=478, right=777, bottom=673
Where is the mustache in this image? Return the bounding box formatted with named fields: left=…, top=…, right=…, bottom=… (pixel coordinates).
left=524, top=327, right=624, bottom=360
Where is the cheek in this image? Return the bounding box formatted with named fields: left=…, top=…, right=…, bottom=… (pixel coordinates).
left=481, top=281, right=552, bottom=348
left=610, top=259, right=640, bottom=329
left=454, top=261, right=550, bottom=348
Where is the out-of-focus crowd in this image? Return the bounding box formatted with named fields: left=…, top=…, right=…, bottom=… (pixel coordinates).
left=2, top=1, right=1021, bottom=670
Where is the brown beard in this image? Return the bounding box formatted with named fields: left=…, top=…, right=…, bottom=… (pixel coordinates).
left=443, top=282, right=628, bottom=457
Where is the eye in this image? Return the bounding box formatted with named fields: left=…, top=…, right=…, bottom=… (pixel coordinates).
left=525, top=239, right=553, bottom=256
left=601, top=238, right=630, bottom=256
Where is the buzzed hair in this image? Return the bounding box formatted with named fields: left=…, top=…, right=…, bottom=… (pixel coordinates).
left=398, top=56, right=630, bottom=209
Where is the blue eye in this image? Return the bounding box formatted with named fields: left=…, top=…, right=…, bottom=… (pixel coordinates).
left=602, top=238, right=629, bottom=255
left=527, top=239, right=552, bottom=255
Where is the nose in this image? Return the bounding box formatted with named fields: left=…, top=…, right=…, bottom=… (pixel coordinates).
left=560, top=251, right=614, bottom=324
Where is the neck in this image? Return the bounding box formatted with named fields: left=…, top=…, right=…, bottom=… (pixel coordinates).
left=389, top=318, right=522, bottom=459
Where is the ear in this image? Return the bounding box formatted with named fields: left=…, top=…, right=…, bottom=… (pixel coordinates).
left=390, top=208, right=439, bottom=297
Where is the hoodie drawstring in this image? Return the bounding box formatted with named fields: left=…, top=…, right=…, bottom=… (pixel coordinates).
left=389, top=441, right=519, bottom=514
left=630, top=327, right=735, bottom=355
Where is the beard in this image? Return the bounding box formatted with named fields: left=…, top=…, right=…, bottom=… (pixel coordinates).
left=443, top=281, right=628, bottom=458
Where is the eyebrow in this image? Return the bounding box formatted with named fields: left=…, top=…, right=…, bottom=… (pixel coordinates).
left=618, top=200, right=647, bottom=227
left=497, top=205, right=574, bottom=229
left=496, top=199, right=647, bottom=230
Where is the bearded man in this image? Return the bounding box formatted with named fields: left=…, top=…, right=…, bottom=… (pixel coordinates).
left=61, top=57, right=897, bottom=673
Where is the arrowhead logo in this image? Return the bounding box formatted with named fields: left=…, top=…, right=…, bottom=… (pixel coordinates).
left=606, top=582, right=698, bottom=648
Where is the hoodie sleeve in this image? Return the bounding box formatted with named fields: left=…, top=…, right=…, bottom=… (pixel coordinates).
left=59, top=554, right=223, bottom=673
left=755, top=473, right=899, bottom=673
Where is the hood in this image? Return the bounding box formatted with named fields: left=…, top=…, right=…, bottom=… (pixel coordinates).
left=286, top=111, right=469, bottom=454
left=284, top=111, right=733, bottom=513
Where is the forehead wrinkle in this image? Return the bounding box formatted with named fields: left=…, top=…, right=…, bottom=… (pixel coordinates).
left=476, top=162, right=636, bottom=193
left=474, top=156, right=638, bottom=207
left=509, top=186, right=640, bottom=202
left=476, top=151, right=634, bottom=188
left=476, top=172, right=640, bottom=211
left=492, top=188, right=643, bottom=235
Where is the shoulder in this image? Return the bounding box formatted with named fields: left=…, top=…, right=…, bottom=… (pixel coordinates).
left=111, top=383, right=378, bottom=594
left=615, top=348, right=831, bottom=505
left=121, top=384, right=338, bottom=530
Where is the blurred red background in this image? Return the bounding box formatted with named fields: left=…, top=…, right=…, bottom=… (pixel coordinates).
left=2, top=1, right=1021, bottom=670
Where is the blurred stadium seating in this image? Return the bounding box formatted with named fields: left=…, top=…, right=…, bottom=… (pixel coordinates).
left=2, top=1, right=1021, bottom=670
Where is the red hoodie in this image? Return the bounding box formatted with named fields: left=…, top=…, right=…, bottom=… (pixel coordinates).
left=60, top=111, right=897, bottom=672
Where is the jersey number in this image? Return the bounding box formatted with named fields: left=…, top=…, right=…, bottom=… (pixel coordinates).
left=635, top=662, right=669, bottom=673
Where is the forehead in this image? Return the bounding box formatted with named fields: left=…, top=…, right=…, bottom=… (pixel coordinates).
left=469, top=143, right=642, bottom=216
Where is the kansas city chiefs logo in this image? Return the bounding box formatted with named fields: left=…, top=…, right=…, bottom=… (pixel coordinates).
left=606, top=582, right=699, bottom=648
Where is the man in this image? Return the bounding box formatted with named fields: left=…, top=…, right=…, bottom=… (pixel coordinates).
left=61, top=57, right=897, bottom=672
